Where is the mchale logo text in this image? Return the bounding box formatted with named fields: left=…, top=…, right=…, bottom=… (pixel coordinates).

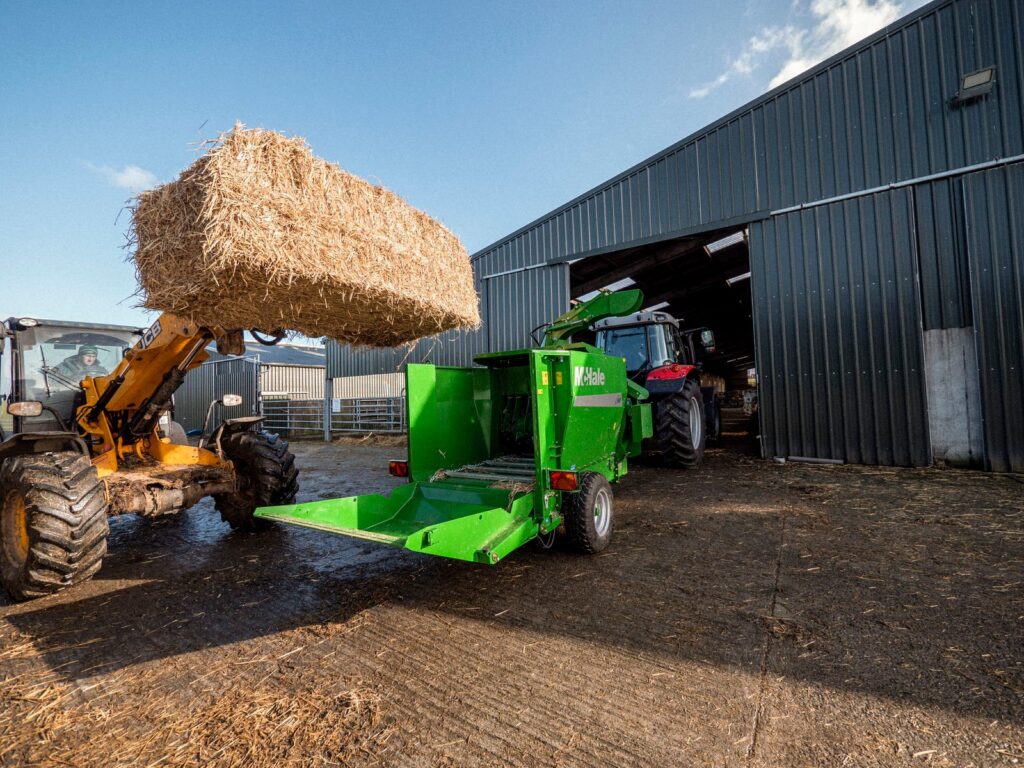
left=573, top=367, right=606, bottom=387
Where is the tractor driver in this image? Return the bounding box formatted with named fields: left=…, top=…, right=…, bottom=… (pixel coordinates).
left=53, top=344, right=109, bottom=380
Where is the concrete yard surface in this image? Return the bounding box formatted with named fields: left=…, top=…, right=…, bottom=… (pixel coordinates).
left=1, top=440, right=1021, bottom=767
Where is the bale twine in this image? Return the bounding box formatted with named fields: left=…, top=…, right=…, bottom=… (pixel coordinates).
left=129, top=124, right=480, bottom=346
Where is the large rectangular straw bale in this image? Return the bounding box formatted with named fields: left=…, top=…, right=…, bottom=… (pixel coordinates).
left=130, top=125, right=480, bottom=346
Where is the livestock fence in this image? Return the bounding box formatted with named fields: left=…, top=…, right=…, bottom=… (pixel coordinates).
left=261, top=396, right=406, bottom=437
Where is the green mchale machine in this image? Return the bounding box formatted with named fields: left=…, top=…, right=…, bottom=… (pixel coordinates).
left=255, top=290, right=653, bottom=562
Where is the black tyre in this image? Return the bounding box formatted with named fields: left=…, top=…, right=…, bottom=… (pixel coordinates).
left=0, top=452, right=108, bottom=601
left=651, top=377, right=706, bottom=469
left=562, top=472, right=614, bottom=554
left=215, top=431, right=298, bottom=531
left=705, top=396, right=722, bottom=441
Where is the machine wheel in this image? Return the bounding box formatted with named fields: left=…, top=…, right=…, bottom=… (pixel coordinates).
left=215, top=431, right=298, bottom=531
left=651, top=377, right=706, bottom=469
left=705, top=396, right=722, bottom=441
left=561, top=473, right=613, bottom=554
left=0, top=452, right=109, bottom=601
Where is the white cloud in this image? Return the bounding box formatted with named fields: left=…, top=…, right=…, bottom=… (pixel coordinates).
left=689, top=73, right=730, bottom=99
left=87, top=163, right=159, bottom=192
left=688, top=25, right=805, bottom=99
left=812, top=0, right=901, bottom=49
left=688, top=0, right=918, bottom=99
left=769, top=56, right=818, bottom=88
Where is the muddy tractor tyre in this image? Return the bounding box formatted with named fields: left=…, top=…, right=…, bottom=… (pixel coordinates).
left=705, top=396, right=722, bottom=442
left=562, top=473, right=614, bottom=554
left=0, top=452, right=109, bottom=601
left=215, top=431, right=298, bottom=531
left=651, top=377, right=706, bottom=469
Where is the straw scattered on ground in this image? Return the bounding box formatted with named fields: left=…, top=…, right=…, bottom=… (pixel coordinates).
left=333, top=433, right=408, bottom=447
left=0, top=628, right=392, bottom=768
left=130, top=124, right=480, bottom=346
left=0, top=670, right=388, bottom=766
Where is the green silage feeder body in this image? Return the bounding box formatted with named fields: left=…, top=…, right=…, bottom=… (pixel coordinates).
left=256, top=290, right=654, bottom=564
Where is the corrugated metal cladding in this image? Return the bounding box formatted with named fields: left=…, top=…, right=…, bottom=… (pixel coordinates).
left=469, top=0, right=1022, bottom=270
left=326, top=335, right=407, bottom=377
left=326, top=0, right=1023, bottom=473
left=174, top=358, right=259, bottom=433
left=750, top=189, right=931, bottom=466
left=751, top=162, right=1024, bottom=469
left=176, top=360, right=324, bottom=433
left=326, top=267, right=566, bottom=377
left=914, top=177, right=972, bottom=330
left=326, top=272, right=488, bottom=377
left=331, top=373, right=405, bottom=398
left=485, top=264, right=569, bottom=352
left=326, top=322, right=489, bottom=378
left=329, top=0, right=1022, bottom=380
left=962, top=162, right=1024, bottom=472
left=261, top=364, right=325, bottom=400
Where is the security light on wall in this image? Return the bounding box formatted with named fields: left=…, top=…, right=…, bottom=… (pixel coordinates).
left=951, top=66, right=995, bottom=106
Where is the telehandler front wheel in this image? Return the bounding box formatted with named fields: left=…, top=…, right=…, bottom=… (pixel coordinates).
left=562, top=473, right=614, bottom=554
left=0, top=452, right=109, bottom=601
left=215, top=431, right=298, bottom=532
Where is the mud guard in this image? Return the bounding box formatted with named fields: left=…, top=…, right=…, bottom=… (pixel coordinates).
left=644, top=366, right=699, bottom=397
left=0, top=432, right=89, bottom=463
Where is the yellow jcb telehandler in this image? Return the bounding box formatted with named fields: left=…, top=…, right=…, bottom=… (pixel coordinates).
left=0, top=314, right=298, bottom=600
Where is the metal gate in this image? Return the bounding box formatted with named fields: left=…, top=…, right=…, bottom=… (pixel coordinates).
left=260, top=396, right=406, bottom=436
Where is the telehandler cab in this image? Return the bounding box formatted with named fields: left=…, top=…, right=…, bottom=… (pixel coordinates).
left=0, top=315, right=297, bottom=600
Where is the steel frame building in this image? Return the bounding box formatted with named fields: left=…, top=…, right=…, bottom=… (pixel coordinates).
left=329, top=0, right=1023, bottom=471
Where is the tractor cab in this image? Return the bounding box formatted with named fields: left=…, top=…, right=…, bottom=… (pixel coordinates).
left=593, top=310, right=715, bottom=384
left=593, top=308, right=720, bottom=464
left=1, top=317, right=142, bottom=438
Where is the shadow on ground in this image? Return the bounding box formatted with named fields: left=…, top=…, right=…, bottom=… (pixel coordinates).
left=3, top=445, right=1021, bottom=728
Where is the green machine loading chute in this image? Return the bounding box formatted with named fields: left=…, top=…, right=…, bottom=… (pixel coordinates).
left=540, top=288, right=644, bottom=347
left=255, top=290, right=653, bottom=564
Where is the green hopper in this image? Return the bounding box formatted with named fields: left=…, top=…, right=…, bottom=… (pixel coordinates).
left=255, top=290, right=653, bottom=563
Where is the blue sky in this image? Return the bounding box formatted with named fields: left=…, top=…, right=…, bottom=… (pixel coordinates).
left=0, top=0, right=927, bottom=328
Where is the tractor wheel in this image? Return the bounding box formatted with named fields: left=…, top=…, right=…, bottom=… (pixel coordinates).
left=561, top=473, right=614, bottom=554
left=215, top=431, right=298, bottom=531
left=0, top=453, right=108, bottom=601
left=705, top=397, right=722, bottom=441
left=651, top=377, right=706, bottom=469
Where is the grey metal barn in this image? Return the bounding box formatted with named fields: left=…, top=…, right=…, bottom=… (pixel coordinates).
left=328, top=0, right=1024, bottom=472
left=175, top=359, right=325, bottom=433
left=176, top=358, right=408, bottom=437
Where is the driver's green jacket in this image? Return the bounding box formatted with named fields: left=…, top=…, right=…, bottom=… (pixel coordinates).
left=53, top=356, right=109, bottom=380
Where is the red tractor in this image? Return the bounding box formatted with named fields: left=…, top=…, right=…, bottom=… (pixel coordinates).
left=593, top=309, right=720, bottom=468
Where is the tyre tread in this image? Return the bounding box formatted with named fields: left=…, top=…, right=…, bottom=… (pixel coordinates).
left=650, top=378, right=706, bottom=469
left=562, top=473, right=613, bottom=554
left=215, top=431, right=299, bottom=531
left=0, top=452, right=109, bottom=601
